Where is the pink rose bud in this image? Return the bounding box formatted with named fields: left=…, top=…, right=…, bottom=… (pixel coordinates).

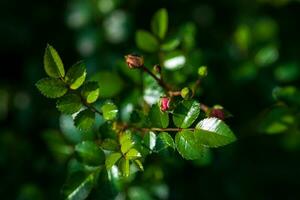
left=160, top=97, right=170, bottom=112
left=210, top=108, right=225, bottom=120
left=124, top=54, right=144, bottom=69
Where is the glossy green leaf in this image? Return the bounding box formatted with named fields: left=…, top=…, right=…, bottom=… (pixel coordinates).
left=143, top=131, right=156, bottom=151
left=36, top=77, right=67, bottom=98
left=118, top=158, right=130, bottom=177
left=74, top=109, right=95, bottom=131
left=156, top=132, right=175, bottom=151
left=151, top=8, right=168, bottom=39
left=149, top=104, right=169, bottom=128
left=120, top=131, right=134, bottom=154
left=101, top=102, right=118, bottom=121
left=101, top=139, right=119, bottom=151
left=62, top=170, right=99, bottom=200
left=175, top=130, right=204, bottom=160
left=105, top=152, right=122, bottom=170
left=65, top=61, right=87, bottom=89
left=44, top=44, right=65, bottom=78
left=56, top=94, right=82, bottom=114
left=195, top=118, right=236, bottom=147
left=135, top=30, right=159, bottom=53
left=163, top=51, right=186, bottom=70
left=81, top=81, right=99, bottom=104
left=173, top=100, right=200, bottom=128
left=126, top=148, right=141, bottom=160
left=90, top=71, right=123, bottom=98
left=75, top=141, right=105, bottom=166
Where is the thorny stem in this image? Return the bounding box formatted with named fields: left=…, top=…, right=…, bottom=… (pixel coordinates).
left=141, top=65, right=171, bottom=92
left=119, top=123, right=195, bottom=133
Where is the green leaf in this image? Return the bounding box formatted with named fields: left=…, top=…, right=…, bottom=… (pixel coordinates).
left=62, top=170, right=99, bottom=200
left=259, top=105, right=294, bottom=134
left=161, top=37, right=180, bottom=51
left=125, top=148, right=141, bottom=160
left=163, top=51, right=186, bottom=70
left=175, top=130, right=204, bottom=160
left=254, top=45, right=278, bottom=67
left=195, top=118, right=236, bottom=147
left=133, top=160, right=144, bottom=171
left=90, top=71, right=124, bottom=98
left=44, top=44, right=65, bottom=78
left=273, top=86, right=300, bottom=106
left=143, top=132, right=156, bottom=151
left=65, top=61, right=87, bottom=90
left=156, top=132, right=175, bottom=151
left=74, top=109, right=95, bottom=131
left=101, top=102, right=118, bottom=121
left=101, top=139, right=119, bottom=151
left=173, top=100, right=200, bottom=128
left=75, top=141, right=105, bottom=166
left=151, top=8, right=168, bottom=40
left=81, top=81, right=99, bottom=104
left=105, top=152, right=122, bottom=170
left=56, top=94, right=82, bottom=114
left=135, top=30, right=159, bottom=53
left=149, top=104, right=169, bottom=128
left=118, top=158, right=130, bottom=177
left=120, top=131, right=134, bottom=154
left=36, top=77, right=67, bottom=98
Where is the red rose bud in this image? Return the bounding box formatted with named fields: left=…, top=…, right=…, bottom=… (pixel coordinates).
left=124, top=54, right=144, bottom=69
left=210, top=108, right=225, bottom=120
left=160, top=97, right=170, bottom=112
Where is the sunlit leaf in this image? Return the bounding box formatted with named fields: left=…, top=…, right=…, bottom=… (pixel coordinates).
left=143, top=131, right=156, bottom=151
left=81, top=81, right=99, bottom=103
left=156, top=132, right=175, bottom=151
left=65, top=61, right=87, bottom=89
left=44, top=44, right=65, bottom=78
left=195, top=118, right=236, bottom=147
left=74, top=109, right=95, bottom=131
left=173, top=100, right=200, bottom=128
left=101, top=102, right=118, bottom=121
left=105, top=152, right=122, bottom=170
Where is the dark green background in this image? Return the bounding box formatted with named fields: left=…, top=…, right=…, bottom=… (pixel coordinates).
left=1, top=0, right=300, bottom=199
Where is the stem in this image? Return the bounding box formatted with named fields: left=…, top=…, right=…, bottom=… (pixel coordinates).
left=141, top=65, right=171, bottom=91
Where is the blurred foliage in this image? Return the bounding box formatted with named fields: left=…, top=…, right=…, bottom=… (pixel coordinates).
left=1, top=0, right=300, bottom=199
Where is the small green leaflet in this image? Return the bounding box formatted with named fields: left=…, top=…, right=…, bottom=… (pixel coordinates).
left=195, top=118, right=236, bottom=148
left=65, top=61, right=87, bottom=89
left=36, top=77, right=67, bottom=98
left=143, top=131, right=156, bottom=151
left=101, top=102, right=118, bottom=121
left=44, top=44, right=65, bottom=78
left=56, top=94, right=82, bottom=114
left=120, top=131, right=135, bottom=154
left=81, top=81, right=99, bottom=104
left=105, top=152, right=122, bottom=170
left=74, top=109, right=95, bottom=131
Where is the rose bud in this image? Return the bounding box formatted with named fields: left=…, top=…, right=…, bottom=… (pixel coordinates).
left=210, top=108, right=225, bottom=120
left=153, top=64, right=161, bottom=73
left=124, top=54, right=144, bottom=69
left=160, top=97, right=170, bottom=112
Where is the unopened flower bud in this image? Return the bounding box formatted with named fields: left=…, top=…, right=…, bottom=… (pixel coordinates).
left=210, top=108, right=224, bottom=120
left=125, top=54, right=144, bottom=69
left=198, top=66, right=208, bottom=77
left=160, top=97, right=170, bottom=112
left=153, top=64, right=161, bottom=73
left=181, top=87, right=190, bottom=99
